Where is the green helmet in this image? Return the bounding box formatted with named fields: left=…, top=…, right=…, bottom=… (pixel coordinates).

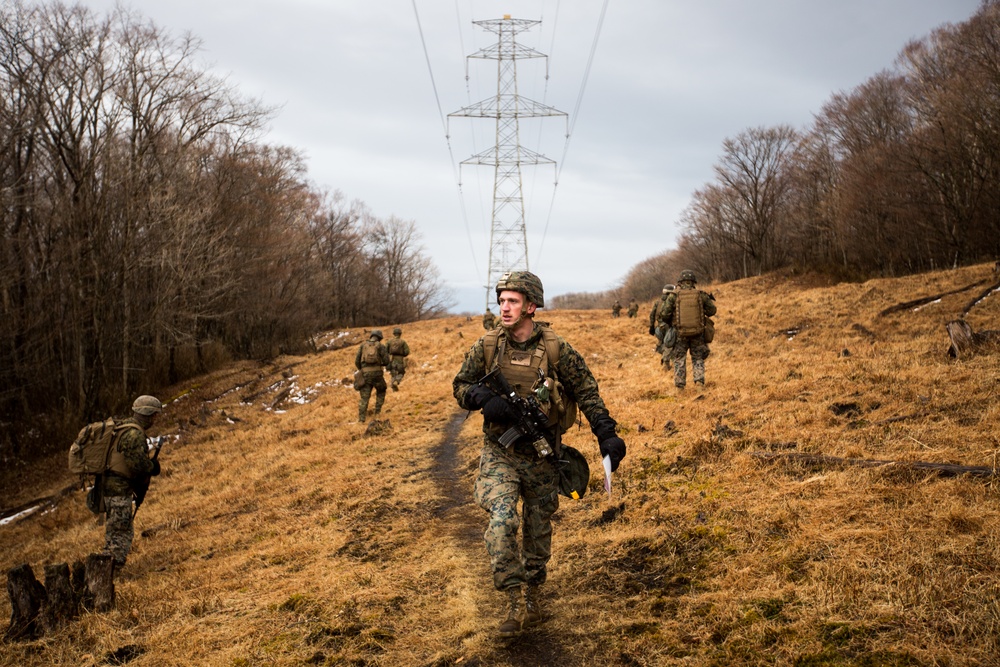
left=393, top=327, right=402, bottom=335
left=496, top=270, right=544, bottom=307
left=662, top=283, right=675, bottom=294
left=557, top=445, right=590, bottom=499
left=132, top=395, right=163, bottom=416
left=370, top=330, right=383, bottom=340
left=679, top=270, right=697, bottom=283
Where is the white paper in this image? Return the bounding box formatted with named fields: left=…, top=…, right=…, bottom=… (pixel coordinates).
left=602, top=455, right=612, bottom=496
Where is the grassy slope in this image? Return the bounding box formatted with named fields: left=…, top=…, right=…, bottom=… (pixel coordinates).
left=2, top=263, right=1000, bottom=666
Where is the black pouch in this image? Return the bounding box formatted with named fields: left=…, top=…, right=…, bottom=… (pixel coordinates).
left=85, top=474, right=105, bottom=514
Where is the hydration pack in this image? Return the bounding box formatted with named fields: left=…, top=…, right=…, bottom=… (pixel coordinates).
left=361, top=340, right=381, bottom=365
left=68, top=418, right=140, bottom=476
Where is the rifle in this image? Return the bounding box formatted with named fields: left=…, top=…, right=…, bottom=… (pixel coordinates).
left=479, top=368, right=556, bottom=458
left=133, top=435, right=166, bottom=519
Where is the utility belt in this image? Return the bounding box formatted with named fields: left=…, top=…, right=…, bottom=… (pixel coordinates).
left=361, top=365, right=383, bottom=373
left=485, top=421, right=557, bottom=459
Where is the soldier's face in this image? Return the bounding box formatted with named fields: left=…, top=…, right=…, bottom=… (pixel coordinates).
left=498, top=290, right=535, bottom=326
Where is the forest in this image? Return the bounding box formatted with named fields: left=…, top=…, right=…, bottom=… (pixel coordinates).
left=0, top=1, right=453, bottom=458
left=554, top=1, right=1000, bottom=308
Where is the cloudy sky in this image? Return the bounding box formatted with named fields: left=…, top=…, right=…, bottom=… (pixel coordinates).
left=80, top=0, right=982, bottom=313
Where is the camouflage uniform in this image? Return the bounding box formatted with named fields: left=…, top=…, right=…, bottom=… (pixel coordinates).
left=657, top=284, right=717, bottom=388
left=483, top=310, right=497, bottom=330
left=355, top=335, right=390, bottom=421
left=387, top=331, right=410, bottom=391
left=103, top=418, right=156, bottom=567
left=453, top=322, right=615, bottom=591
left=627, top=299, right=638, bottom=318
left=611, top=301, right=621, bottom=318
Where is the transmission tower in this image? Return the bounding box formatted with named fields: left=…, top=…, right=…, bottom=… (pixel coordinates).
left=449, top=16, right=567, bottom=310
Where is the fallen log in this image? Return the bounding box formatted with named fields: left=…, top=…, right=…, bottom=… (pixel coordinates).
left=877, top=277, right=992, bottom=317
left=946, top=319, right=1000, bottom=359
left=751, top=451, right=996, bottom=478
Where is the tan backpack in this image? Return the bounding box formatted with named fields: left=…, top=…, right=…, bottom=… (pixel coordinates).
left=674, top=290, right=706, bottom=337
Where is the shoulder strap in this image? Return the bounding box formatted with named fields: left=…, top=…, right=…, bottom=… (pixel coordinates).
left=539, top=326, right=560, bottom=373
left=483, top=328, right=501, bottom=369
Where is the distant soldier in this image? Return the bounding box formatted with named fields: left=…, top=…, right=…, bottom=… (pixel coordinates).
left=627, top=298, right=638, bottom=318
left=387, top=327, right=411, bottom=391
left=656, top=271, right=716, bottom=389
left=611, top=300, right=622, bottom=318
left=102, top=395, right=163, bottom=568
left=483, top=309, right=497, bottom=330
left=355, top=330, right=389, bottom=421
left=648, top=284, right=675, bottom=353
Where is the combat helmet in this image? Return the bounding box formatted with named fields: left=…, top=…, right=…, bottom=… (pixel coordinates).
left=679, top=269, right=697, bottom=284
left=496, top=270, right=544, bottom=307
left=662, top=283, right=676, bottom=294
left=370, top=329, right=383, bottom=340
left=557, top=445, right=590, bottom=499
left=132, top=395, right=163, bottom=416
left=393, top=327, right=402, bottom=335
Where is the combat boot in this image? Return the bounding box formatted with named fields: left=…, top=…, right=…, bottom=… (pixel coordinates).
left=523, top=585, right=543, bottom=627
left=497, top=586, right=524, bottom=637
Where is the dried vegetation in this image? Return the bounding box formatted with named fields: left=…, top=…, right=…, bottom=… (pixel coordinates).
left=2, top=263, right=1000, bottom=666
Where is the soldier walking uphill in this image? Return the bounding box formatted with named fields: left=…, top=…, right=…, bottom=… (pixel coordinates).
left=387, top=327, right=410, bottom=391
left=101, top=395, right=163, bottom=568
left=627, top=298, right=639, bottom=318
left=655, top=270, right=717, bottom=389
left=648, top=284, right=675, bottom=354
left=453, top=271, right=627, bottom=638
left=355, top=330, right=389, bottom=422
left=611, top=299, right=622, bottom=318
left=483, top=308, right=497, bottom=330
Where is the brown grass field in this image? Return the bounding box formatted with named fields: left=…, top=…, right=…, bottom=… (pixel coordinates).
left=2, top=263, right=1000, bottom=666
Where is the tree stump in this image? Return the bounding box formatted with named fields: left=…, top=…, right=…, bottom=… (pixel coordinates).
left=41, top=563, right=78, bottom=632
left=83, top=553, right=115, bottom=612
left=5, top=563, right=46, bottom=641
left=946, top=319, right=1000, bottom=358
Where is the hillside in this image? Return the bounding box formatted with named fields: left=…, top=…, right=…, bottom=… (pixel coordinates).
left=2, top=264, right=1000, bottom=666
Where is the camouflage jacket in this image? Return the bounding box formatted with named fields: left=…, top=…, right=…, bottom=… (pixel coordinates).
left=656, top=286, right=718, bottom=329
left=103, top=417, right=155, bottom=497
left=453, top=321, right=611, bottom=442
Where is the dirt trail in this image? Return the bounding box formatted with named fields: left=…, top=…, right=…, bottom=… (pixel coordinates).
left=430, top=411, right=482, bottom=544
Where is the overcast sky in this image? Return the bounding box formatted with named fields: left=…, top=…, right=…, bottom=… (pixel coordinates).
left=79, top=0, right=983, bottom=313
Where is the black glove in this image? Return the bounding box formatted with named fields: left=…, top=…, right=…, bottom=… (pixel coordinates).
left=465, top=384, right=494, bottom=411
left=481, top=395, right=514, bottom=423
left=150, top=459, right=161, bottom=477
left=648, top=325, right=656, bottom=336
left=591, top=415, right=618, bottom=443
left=599, top=436, right=627, bottom=472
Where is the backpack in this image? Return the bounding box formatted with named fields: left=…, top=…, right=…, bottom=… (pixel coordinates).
left=483, top=325, right=578, bottom=433
left=68, top=418, right=141, bottom=476
left=387, top=338, right=408, bottom=356
left=361, top=340, right=381, bottom=365
left=674, top=289, right=705, bottom=337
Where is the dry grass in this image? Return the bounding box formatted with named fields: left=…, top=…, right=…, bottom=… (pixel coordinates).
left=3, top=263, right=1000, bottom=666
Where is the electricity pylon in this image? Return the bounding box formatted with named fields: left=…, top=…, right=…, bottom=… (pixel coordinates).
left=449, top=16, right=567, bottom=310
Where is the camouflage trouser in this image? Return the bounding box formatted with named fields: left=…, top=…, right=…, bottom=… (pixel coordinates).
left=358, top=372, right=387, bottom=420
left=388, top=360, right=406, bottom=389
left=104, top=495, right=134, bottom=566
left=672, top=335, right=710, bottom=388
left=473, top=440, right=560, bottom=591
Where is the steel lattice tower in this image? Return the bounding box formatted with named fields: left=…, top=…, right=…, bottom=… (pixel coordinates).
left=449, top=17, right=567, bottom=309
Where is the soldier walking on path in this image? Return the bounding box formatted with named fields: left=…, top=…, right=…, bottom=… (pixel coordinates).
left=453, top=271, right=627, bottom=638
left=100, top=395, right=163, bottom=569
left=387, top=327, right=410, bottom=391
left=355, top=330, right=389, bottom=422
left=655, top=270, right=717, bottom=389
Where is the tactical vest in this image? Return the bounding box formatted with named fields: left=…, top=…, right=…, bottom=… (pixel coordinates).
left=68, top=418, right=140, bottom=478
left=483, top=326, right=578, bottom=435
left=674, top=289, right=705, bottom=336
left=387, top=338, right=407, bottom=356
